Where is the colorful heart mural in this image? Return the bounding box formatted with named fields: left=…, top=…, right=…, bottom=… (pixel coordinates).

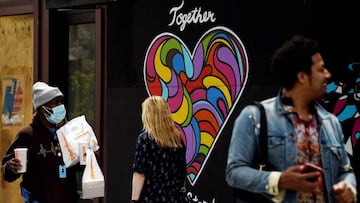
left=144, top=26, right=249, bottom=185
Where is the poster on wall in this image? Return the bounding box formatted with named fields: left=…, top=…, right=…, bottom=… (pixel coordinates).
left=1, top=75, right=25, bottom=126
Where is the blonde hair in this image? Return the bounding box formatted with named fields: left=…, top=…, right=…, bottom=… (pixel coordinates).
left=141, top=96, right=182, bottom=148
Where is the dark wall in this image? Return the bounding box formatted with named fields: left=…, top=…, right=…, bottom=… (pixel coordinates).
left=308, top=2, right=360, bottom=200
left=105, top=0, right=360, bottom=202
left=106, top=1, right=302, bottom=202
left=305, top=1, right=360, bottom=79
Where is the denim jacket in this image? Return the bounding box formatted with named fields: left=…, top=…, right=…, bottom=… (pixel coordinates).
left=226, top=94, right=356, bottom=202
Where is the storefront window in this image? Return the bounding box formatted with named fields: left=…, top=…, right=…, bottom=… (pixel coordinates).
left=68, top=23, right=96, bottom=126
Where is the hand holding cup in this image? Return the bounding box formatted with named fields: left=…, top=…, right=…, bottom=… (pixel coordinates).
left=7, top=158, right=22, bottom=174
left=14, top=148, right=28, bottom=173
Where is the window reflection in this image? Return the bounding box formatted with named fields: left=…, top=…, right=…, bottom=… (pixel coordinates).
left=68, top=23, right=95, bottom=127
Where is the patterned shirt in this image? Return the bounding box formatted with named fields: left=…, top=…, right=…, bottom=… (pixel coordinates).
left=133, top=131, right=187, bottom=203
left=282, top=90, right=326, bottom=203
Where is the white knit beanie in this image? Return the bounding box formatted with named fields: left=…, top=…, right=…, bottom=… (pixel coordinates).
left=33, top=81, right=63, bottom=110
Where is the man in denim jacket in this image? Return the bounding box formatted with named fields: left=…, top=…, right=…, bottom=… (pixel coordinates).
left=226, top=36, right=357, bottom=203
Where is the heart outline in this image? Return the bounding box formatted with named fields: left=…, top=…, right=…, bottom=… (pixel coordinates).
left=144, top=26, right=249, bottom=185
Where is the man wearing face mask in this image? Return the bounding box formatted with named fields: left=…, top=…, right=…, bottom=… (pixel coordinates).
left=2, top=81, right=80, bottom=203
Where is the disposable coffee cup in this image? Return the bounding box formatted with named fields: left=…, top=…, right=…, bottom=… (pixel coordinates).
left=14, top=148, right=28, bottom=173
left=78, top=142, right=89, bottom=165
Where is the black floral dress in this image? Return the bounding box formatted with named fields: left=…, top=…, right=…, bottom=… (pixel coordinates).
left=133, top=131, right=187, bottom=203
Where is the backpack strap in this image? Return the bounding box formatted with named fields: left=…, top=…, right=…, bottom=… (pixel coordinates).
left=231, top=102, right=273, bottom=203
left=252, top=101, right=268, bottom=171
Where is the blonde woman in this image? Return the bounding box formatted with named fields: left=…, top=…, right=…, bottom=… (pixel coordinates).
left=131, top=96, right=187, bottom=203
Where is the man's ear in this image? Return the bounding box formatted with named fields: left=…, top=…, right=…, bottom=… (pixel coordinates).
left=297, top=71, right=308, bottom=84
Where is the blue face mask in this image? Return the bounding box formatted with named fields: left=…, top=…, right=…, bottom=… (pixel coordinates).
left=42, top=104, right=66, bottom=124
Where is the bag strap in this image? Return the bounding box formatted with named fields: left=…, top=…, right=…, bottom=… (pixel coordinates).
left=252, top=101, right=268, bottom=171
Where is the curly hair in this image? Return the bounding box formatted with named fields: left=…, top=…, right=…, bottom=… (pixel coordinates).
left=271, top=35, right=320, bottom=89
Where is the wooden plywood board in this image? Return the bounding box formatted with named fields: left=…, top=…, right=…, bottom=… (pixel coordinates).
left=0, top=14, right=33, bottom=203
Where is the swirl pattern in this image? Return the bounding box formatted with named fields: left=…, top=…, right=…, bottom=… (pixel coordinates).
left=144, top=26, right=249, bottom=185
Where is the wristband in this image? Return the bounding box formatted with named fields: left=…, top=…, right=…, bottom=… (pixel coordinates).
left=130, top=200, right=138, bottom=203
